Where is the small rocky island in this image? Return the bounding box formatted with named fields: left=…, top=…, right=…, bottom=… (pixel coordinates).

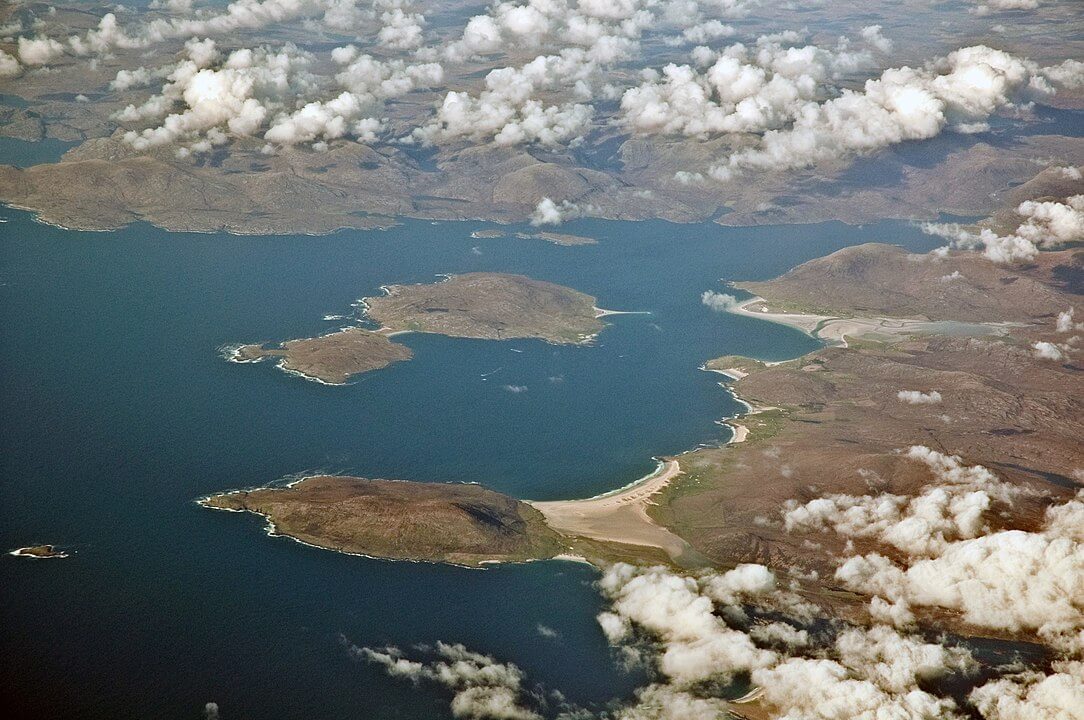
left=9, top=545, right=68, bottom=559
left=200, top=476, right=565, bottom=566
left=470, top=229, right=597, bottom=246
left=364, top=272, right=603, bottom=343
left=228, top=273, right=607, bottom=384
left=232, top=327, right=413, bottom=384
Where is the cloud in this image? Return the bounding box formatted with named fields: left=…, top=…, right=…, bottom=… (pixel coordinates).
left=970, top=661, right=1084, bottom=720
left=67, top=1, right=359, bottom=55
left=262, top=49, right=442, bottom=145
left=596, top=563, right=990, bottom=720
left=860, top=25, right=893, bottom=55
left=973, top=0, right=1040, bottom=15
left=782, top=446, right=1017, bottom=558
left=530, top=198, right=592, bottom=226
left=116, top=42, right=313, bottom=150
left=18, top=35, right=65, bottom=66
left=535, top=624, right=559, bottom=639
left=1040, top=59, right=1084, bottom=90
left=700, top=291, right=738, bottom=312
left=663, top=19, right=735, bottom=46
left=897, top=390, right=942, bottom=405
left=115, top=41, right=442, bottom=152
left=441, top=0, right=663, bottom=64
left=1056, top=308, right=1081, bottom=333
left=835, top=491, right=1084, bottom=650
left=922, top=195, right=1084, bottom=264
left=150, top=0, right=195, bottom=11
left=615, top=684, right=731, bottom=720
left=412, top=50, right=597, bottom=147
left=597, top=564, right=779, bottom=685
left=708, top=46, right=1041, bottom=180
left=0, top=49, right=20, bottom=77
left=111, top=66, right=161, bottom=91
left=372, top=540, right=1075, bottom=720
left=264, top=92, right=379, bottom=145
left=1032, top=341, right=1065, bottom=361
left=352, top=640, right=543, bottom=720
left=377, top=7, right=426, bottom=50
left=751, top=657, right=957, bottom=720
left=419, top=0, right=763, bottom=148
left=621, top=33, right=879, bottom=138
left=502, top=384, right=528, bottom=393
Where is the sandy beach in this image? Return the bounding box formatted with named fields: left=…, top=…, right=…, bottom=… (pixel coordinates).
left=728, top=297, right=830, bottom=334
left=729, top=297, right=1004, bottom=347
left=724, top=421, right=749, bottom=443
left=527, top=460, right=689, bottom=560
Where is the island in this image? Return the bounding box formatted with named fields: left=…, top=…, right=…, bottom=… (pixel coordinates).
left=9, top=545, right=68, bottom=559
left=363, top=273, right=604, bottom=344
left=199, top=476, right=565, bottom=567
left=228, top=273, right=608, bottom=384
left=470, top=229, right=598, bottom=246
left=229, top=327, right=413, bottom=385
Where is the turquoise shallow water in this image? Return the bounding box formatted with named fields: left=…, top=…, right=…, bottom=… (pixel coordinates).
left=0, top=207, right=940, bottom=718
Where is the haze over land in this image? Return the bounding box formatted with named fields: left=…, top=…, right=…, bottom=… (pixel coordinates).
left=1, top=0, right=1082, bottom=232
left=2, top=1, right=1083, bottom=720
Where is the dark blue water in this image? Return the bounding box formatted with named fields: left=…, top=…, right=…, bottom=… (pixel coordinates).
left=0, top=136, right=76, bottom=167
left=0, top=207, right=941, bottom=719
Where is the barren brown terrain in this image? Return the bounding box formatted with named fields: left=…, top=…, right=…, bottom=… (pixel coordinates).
left=201, top=476, right=566, bottom=567
left=651, top=245, right=1083, bottom=638
left=364, top=272, right=604, bottom=344
left=9, top=544, right=67, bottom=559
left=233, top=327, right=413, bottom=384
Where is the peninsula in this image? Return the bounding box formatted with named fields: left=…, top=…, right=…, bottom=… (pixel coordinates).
left=199, top=476, right=565, bottom=567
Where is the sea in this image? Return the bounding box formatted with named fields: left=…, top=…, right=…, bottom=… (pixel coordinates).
left=0, top=203, right=943, bottom=718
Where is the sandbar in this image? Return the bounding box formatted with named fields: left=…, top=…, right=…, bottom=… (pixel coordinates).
left=527, top=460, right=689, bottom=560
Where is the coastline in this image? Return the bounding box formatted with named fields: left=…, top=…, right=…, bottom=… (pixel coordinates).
left=526, top=460, right=690, bottom=560
left=727, top=296, right=832, bottom=338
left=726, top=296, right=1010, bottom=347
left=197, top=475, right=579, bottom=570
left=9, top=545, right=69, bottom=559
left=220, top=339, right=352, bottom=386
left=0, top=197, right=982, bottom=240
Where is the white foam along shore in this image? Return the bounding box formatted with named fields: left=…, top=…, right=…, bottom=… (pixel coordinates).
left=219, top=338, right=352, bottom=386
left=275, top=361, right=350, bottom=386
left=9, top=546, right=68, bottom=559
left=699, top=359, right=783, bottom=447
left=558, top=458, right=674, bottom=503
left=593, top=307, right=652, bottom=319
